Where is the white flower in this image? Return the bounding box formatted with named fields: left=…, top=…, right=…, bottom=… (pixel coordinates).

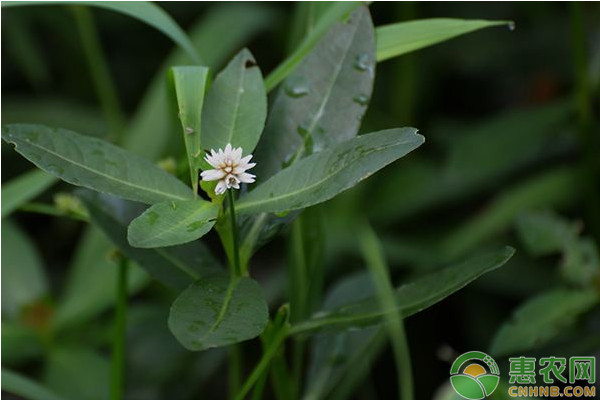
left=200, top=143, right=256, bottom=195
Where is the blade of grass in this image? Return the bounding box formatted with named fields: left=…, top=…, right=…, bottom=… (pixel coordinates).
left=2, top=1, right=200, bottom=62
left=359, top=223, right=413, bottom=400
left=71, top=5, right=125, bottom=141
left=1, top=369, right=68, bottom=400
left=110, top=257, right=128, bottom=400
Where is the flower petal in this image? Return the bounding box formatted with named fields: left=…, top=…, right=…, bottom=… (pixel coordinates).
left=215, top=180, right=228, bottom=195
left=234, top=162, right=256, bottom=174
left=232, top=147, right=243, bottom=162
left=237, top=172, right=255, bottom=183
left=225, top=143, right=232, bottom=155
left=200, top=169, right=226, bottom=181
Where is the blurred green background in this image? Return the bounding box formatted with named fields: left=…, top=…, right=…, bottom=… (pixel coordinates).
left=2, top=2, right=599, bottom=400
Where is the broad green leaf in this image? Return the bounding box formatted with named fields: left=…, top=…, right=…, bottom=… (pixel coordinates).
left=172, top=66, right=210, bottom=193
left=52, top=226, right=149, bottom=331
left=128, top=199, right=219, bottom=248
left=265, top=1, right=362, bottom=91
left=440, top=166, right=578, bottom=260
left=169, top=273, right=269, bottom=351
left=1, top=369, right=68, bottom=400
left=490, top=289, right=599, bottom=356
left=1, top=220, right=48, bottom=317
left=238, top=128, right=424, bottom=215
left=516, top=210, right=580, bottom=256
left=255, top=6, right=376, bottom=180
left=1, top=322, right=43, bottom=366
left=290, top=247, right=515, bottom=335
left=2, top=124, right=193, bottom=204
left=43, top=347, right=109, bottom=400
left=78, top=191, right=221, bottom=290
left=1, top=169, right=56, bottom=218
left=123, top=2, right=276, bottom=160
left=376, top=18, right=511, bottom=62
left=202, top=48, right=267, bottom=153
left=2, top=1, right=200, bottom=63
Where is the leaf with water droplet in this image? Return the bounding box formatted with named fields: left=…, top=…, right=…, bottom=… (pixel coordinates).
left=169, top=273, right=269, bottom=351
left=254, top=6, right=376, bottom=180
left=128, top=199, right=219, bottom=248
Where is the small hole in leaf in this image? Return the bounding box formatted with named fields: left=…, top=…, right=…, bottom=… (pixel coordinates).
left=244, top=59, right=256, bottom=68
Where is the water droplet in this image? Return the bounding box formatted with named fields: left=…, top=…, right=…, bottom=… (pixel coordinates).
left=284, top=77, right=309, bottom=98
left=354, top=53, right=371, bottom=72
left=147, top=211, right=159, bottom=225
left=353, top=94, right=369, bottom=106
left=47, top=165, right=64, bottom=175
left=185, top=127, right=194, bottom=134
left=507, top=21, right=516, bottom=31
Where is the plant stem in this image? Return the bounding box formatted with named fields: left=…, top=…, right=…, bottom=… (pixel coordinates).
left=234, top=327, right=289, bottom=400
left=71, top=5, right=125, bottom=142
left=228, top=190, right=243, bottom=276
left=570, top=2, right=600, bottom=244
left=229, top=344, right=243, bottom=400
left=110, top=257, right=128, bottom=400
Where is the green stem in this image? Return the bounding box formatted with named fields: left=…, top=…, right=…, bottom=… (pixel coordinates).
left=234, top=327, right=289, bottom=400
left=18, top=202, right=89, bottom=222
left=228, top=190, right=243, bottom=276
left=110, top=257, right=128, bottom=400
left=360, top=224, right=413, bottom=400
left=229, top=344, right=243, bottom=400
left=570, top=2, right=600, bottom=244
left=71, top=5, right=125, bottom=142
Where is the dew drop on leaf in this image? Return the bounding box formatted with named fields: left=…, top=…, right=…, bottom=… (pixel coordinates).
left=353, top=53, right=371, bottom=72
left=284, top=77, right=310, bottom=98
left=353, top=94, right=370, bottom=106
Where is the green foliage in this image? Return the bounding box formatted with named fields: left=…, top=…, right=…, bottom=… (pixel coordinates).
left=1, top=169, right=56, bottom=218
left=1, top=220, right=48, bottom=317
left=291, top=247, right=515, bottom=334
left=2, top=1, right=200, bottom=62
left=2, top=124, right=193, bottom=204
left=238, top=128, right=424, bottom=214
left=128, top=199, right=219, bottom=248
left=490, top=289, right=599, bottom=356
left=168, top=273, right=269, bottom=351
left=255, top=6, right=375, bottom=179
left=1, top=369, right=67, bottom=400
left=201, top=49, right=267, bottom=153
left=376, top=18, right=512, bottom=61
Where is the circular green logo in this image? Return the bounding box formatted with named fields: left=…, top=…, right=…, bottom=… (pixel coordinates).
left=450, top=351, right=500, bottom=399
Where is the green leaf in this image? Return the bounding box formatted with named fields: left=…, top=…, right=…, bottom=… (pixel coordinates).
left=561, top=238, right=600, bottom=287
left=1, top=220, right=48, bottom=317
left=516, top=209, right=580, bottom=256
left=1, top=369, right=68, bottom=400
left=43, top=347, right=110, bottom=400
left=238, top=128, right=424, bottom=215
left=172, top=66, right=210, bottom=193
left=2, top=1, right=200, bottom=63
left=1, top=322, right=43, bottom=366
left=123, top=2, right=276, bottom=160
left=264, top=1, right=362, bottom=91
left=255, top=6, right=376, bottom=180
left=201, top=49, right=267, bottom=153
left=1, top=169, right=57, bottom=218
left=78, top=191, right=221, bottom=290
left=128, top=199, right=219, bottom=248
left=440, top=166, right=579, bottom=260
left=169, top=273, right=269, bottom=351
left=375, top=18, right=512, bottom=62
left=52, top=226, right=149, bottom=331
left=490, top=289, right=599, bottom=356
left=291, top=247, right=515, bottom=335
left=2, top=124, right=193, bottom=204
